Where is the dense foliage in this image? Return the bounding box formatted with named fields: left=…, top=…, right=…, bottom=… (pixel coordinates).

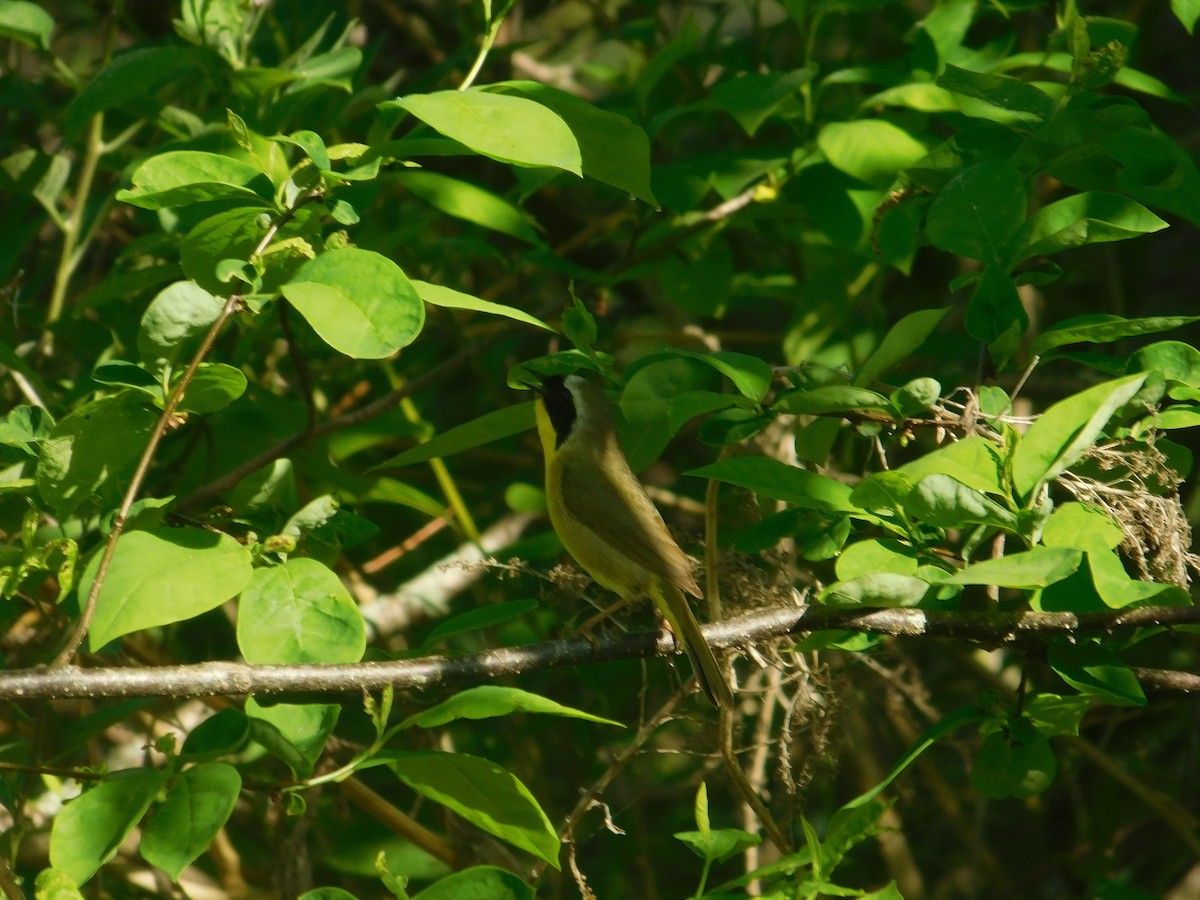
left=2, top=1, right=1200, bottom=897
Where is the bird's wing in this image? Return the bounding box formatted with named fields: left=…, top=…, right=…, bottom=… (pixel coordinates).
left=558, top=450, right=702, bottom=597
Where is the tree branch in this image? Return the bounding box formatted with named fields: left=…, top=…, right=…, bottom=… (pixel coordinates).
left=10, top=604, right=1200, bottom=701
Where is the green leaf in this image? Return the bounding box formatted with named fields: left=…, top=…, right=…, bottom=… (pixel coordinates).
left=0, top=0, right=53, bottom=50
left=37, top=392, right=158, bottom=514
left=399, top=686, right=622, bottom=730
left=906, top=474, right=1018, bottom=530
left=1010, top=192, right=1168, bottom=264
left=491, top=81, right=657, bottom=204
left=271, top=130, right=330, bottom=172
left=34, top=868, right=85, bottom=900
left=181, top=708, right=250, bottom=761
left=137, top=280, right=225, bottom=372
left=1041, top=502, right=1123, bottom=550
left=1047, top=640, right=1146, bottom=707
left=411, top=867, right=534, bottom=900
left=1126, top=340, right=1200, bottom=386
left=709, top=68, right=813, bottom=136
left=421, top=599, right=540, bottom=648
left=237, top=558, right=365, bottom=664
left=688, top=457, right=860, bottom=514
left=396, top=171, right=541, bottom=243
left=936, top=64, right=1056, bottom=127
left=175, top=363, right=247, bottom=414
left=855, top=308, right=951, bottom=387
left=1011, top=373, right=1147, bottom=500
left=948, top=548, right=1082, bottom=589
left=282, top=248, right=425, bottom=359
left=1173, top=0, right=1200, bottom=33
left=180, top=207, right=317, bottom=296
left=1032, top=313, right=1200, bottom=357
left=49, top=768, right=170, bottom=885
left=817, top=120, right=928, bottom=187
left=68, top=47, right=205, bottom=134
left=773, top=386, right=893, bottom=416
left=1023, top=693, right=1091, bottom=738
left=387, top=90, right=581, bottom=174
left=115, top=151, right=273, bottom=209
left=820, top=574, right=929, bottom=608
left=413, top=280, right=554, bottom=332
left=970, top=718, right=1057, bottom=799
left=140, top=763, right=241, bottom=879
left=83, top=527, right=254, bottom=649
left=387, top=751, right=560, bottom=868
left=246, top=700, right=339, bottom=778
left=376, top=402, right=535, bottom=468
left=966, top=266, right=1027, bottom=346
left=927, top=160, right=1026, bottom=266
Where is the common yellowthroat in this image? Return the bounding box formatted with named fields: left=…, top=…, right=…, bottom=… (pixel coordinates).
left=531, top=373, right=733, bottom=709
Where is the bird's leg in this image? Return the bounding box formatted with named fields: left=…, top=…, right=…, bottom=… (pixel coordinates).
left=575, top=595, right=633, bottom=637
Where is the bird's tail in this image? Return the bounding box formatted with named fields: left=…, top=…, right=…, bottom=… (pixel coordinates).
left=650, top=580, right=734, bottom=709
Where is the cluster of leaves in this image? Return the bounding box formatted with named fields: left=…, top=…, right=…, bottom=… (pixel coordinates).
left=2, top=0, right=1199, bottom=897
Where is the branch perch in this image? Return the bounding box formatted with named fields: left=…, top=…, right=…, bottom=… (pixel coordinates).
left=8, top=604, right=1200, bottom=701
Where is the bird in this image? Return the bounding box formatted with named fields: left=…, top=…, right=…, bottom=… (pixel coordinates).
left=528, top=372, right=733, bottom=709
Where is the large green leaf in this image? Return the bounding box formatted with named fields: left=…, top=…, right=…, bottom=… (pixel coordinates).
left=140, top=763, right=242, bottom=879
left=927, top=159, right=1026, bottom=265
left=387, top=90, right=581, bottom=174
left=1032, top=314, right=1200, bottom=357
left=1010, top=192, right=1168, bottom=264
left=396, top=170, right=541, bottom=243
left=386, top=751, right=560, bottom=868
left=83, top=527, right=254, bottom=649
left=818, top=120, right=927, bottom=187
left=948, top=548, right=1082, bottom=589
left=116, top=151, right=273, bottom=209
left=688, top=457, right=859, bottom=514
left=49, top=768, right=170, bottom=885
left=0, top=0, right=53, bottom=50
left=282, top=248, right=424, bottom=358
left=1011, top=374, right=1147, bottom=500
left=413, top=280, right=554, bottom=332
left=237, top=558, right=365, bottom=664
left=937, top=64, right=1056, bottom=127
left=376, top=402, right=535, bottom=468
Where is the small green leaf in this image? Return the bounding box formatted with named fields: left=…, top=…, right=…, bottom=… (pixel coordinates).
left=1011, top=373, right=1147, bottom=500
left=237, top=558, right=365, bottom=664
left=83, top=527, right=254, bottom=649
left=1173, top=0, right=1200, bottom=33
left=421, top=600, right=540, bottom=648
left=1127, top=341, right=1200, bottom=386
left=1047, top=640, right=1146, bottom=707
left=376, top=403, right=535, bottom=469
left=414, top=280, right=554, bottom=331
left=137, top=280, right=225, bottom=371
left=709, top=68, right=813, bottom=136
left=50, top=768, right=170, bottom=885
left=400, top=686, right=622, bottom=730
left=387, top=90, right=581, bottom=174
left=688, top=457, right=859, bottom=514
left=1023, top=693, right=1091, bottom=738
left=116, top=151, right=273, bottom=209
left=386, top=751, right=560, bottom=868
left=948, top=548, right=1082, bottom=589
left=835, top=539, right=921, bottom=580
left=272, top=130, right=330, bottom=172
left=175, top=363, right=247, bottom=414
left=282, top=248, right=424, bottom=359
left=970, top=719, right=1057, bottom=799
left=896, top=436, right=1004, bottom=496
left=140, top=763, right=241, bottom=879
